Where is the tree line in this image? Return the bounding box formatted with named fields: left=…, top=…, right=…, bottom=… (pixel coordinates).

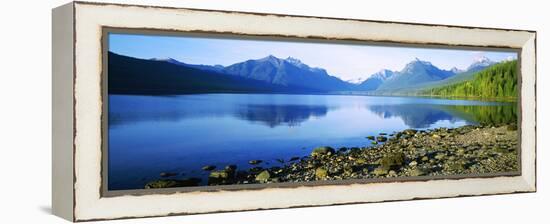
left=423, top=60, right=518, bottom=99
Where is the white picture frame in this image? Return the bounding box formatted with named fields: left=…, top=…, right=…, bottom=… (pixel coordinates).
left=52, top=1, right=536, bottom=221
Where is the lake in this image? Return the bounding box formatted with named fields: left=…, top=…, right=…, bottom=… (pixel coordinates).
left=108, top=93, right=516, bottom=190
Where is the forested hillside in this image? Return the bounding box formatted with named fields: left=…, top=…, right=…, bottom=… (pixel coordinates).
left=422, top=60, right=517, bottom=100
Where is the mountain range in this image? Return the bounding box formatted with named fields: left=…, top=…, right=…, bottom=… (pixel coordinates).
left=109, top=51, right=501, bottom=95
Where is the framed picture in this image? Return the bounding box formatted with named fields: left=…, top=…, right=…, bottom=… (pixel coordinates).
left=52, top=1, right=537, bottom=221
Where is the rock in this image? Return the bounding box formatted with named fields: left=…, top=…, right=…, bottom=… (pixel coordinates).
left=379, top=133, right=387, bottom=135
left=209, top=170, right=234, bottom=185
left=434, top=153, right=446, bottom=160
left=507, top=123, right=518, bottom=131
left=249, top=167, right=263, bottom=173
left=376, top=136, right=388, bottom=142
left=355, top=158, right=367, bottom=165
left=446, top=162, right=465, bottom=172
left=373, top=167, right=389, bottom=176
left=366, top=136, right=375, bottom=140
left=249, top=160, right=263, bottom=165
left=202, top=165, right=216, bottom=171
left=289, top=157, right=300, bottom=161
left=225, top=165, right=237, bottom=171
left=404, top=129, right=418, bottom=135
left=311, top=146, right=336, bottom=157
left=255, top=170, right=271, bottom=182
left=159, top=172, right=177, bottom=178
left=371, top=141, right=378, bottom=145
left=388, top=170, right=397, bottom=176
left=145, top=179, right=179, bottom=189
left=379, top=152, right=405, bottom=169
left=145, top=178, right=201, bottom=189
left=493, top=146, right=511, bottom=153
left=338, top=147, right=348, bottom=152
left=315, top=167, right=328, bottom=179
left=275, top=159, right=285, bottom=163
left=432, top=134, right=441, bottom=139
left=409, top=168, right=426, bottom=176
left=408, top=161, right=418, bottom=167
left=209, top=170, right=230, bottom=179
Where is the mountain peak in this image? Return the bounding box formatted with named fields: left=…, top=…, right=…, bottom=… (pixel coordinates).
left=450, top=67, right=463, bottom=74
left=402, top=58, right=435, bottom=73
left=467, top=56, right=495, bottom=71
left=150, top=57, right=187, bottom=66
left=372, top=69, right=395, bottom=80
left=264, top=54, right=279, bottom=60
left=285, top=56, right=302, bottom=64
left=346, top=77, right=366, bottom=84
left=475, top=56, right=492, bottom=63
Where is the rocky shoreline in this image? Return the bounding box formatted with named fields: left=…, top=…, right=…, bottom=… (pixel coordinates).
left=145, top=123, right=519, bottom=189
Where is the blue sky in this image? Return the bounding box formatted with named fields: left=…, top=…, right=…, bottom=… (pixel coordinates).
left=109, top=33, right=517, bottom=81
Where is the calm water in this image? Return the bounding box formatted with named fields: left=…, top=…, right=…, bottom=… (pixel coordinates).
left=108, top=94, right=516, bottom=190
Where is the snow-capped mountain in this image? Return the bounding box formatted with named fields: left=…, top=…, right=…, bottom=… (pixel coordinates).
left=356, top=69, right=397, bottom=91
left=449, top=67, right=464, bottom=74
left=144, top=54, right=504, bottom=94
left=467, top=56, right=495, bottom=72
left=223, top=55, right=352, bottom=91
left=346, top=77, right=366, bottom=84
left=376, top=58, right=455, bottom=90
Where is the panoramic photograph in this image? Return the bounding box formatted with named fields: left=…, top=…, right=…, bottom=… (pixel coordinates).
left=106, top=32, right=520, bottom=191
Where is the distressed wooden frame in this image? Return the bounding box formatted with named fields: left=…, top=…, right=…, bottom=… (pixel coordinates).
left=52, top=1, right=536, bottom=222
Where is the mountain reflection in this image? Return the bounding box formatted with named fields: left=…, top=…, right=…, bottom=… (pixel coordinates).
left=236, top=104, right=332, bottom=128
left=108, top=94, right=516, bottom=129
left=108, top=94, right=335, bottom=128
left=367, top=103, right=517, bottom=128
left=368, top=104, right=460, bottom=128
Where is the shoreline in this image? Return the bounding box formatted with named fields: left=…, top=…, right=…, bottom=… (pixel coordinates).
left=145, top=123, right=519, bottom=189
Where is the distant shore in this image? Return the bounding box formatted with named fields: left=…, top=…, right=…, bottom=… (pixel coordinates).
left=145, top=123, right=519, bottom=189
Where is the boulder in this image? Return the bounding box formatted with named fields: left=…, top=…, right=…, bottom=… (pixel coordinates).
left=311, top=146, right=335, bottom=157
left=225, top=165, right=237, bottom=171
left=202, top=165, right=216, bottom=171
left=372, top=167, right=389, bottom=176
left=379, top=152, right=405, bottom=169
left=315, top=167, right=328, bottom=179
left=403, top=129, right=418, bottom=135
left=408, top=168, right=426, bottom=176
left=145, top=178, right=201, bottom=189
left=376, top=136, right=388, bottom=142
left=208, top=170, right=234, bottom=185
left=255, top=170, right=271, bottom=183
left=355, top=158, right=367, bottom=165
left=249, top=160, right=263, bottom=165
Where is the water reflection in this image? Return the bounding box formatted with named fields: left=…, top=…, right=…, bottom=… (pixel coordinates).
left=367, top=103, right=517, bottom=128
left=109, top=94, right=516, bottom=129
left=236, top=104, right=331, bottom=127
left=368, top=104, right=460, bottom=128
